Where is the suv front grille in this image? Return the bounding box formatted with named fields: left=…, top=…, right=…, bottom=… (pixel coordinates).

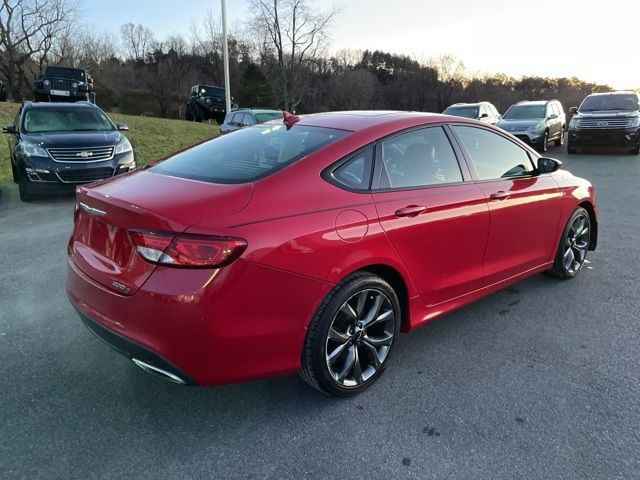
left=47, top=146, right=115, bottom=162
left=48, top=79, right=74, bottom=91
left=56, top=167, right=114, bottom=183
left=579, top=118, right=631, bottom=129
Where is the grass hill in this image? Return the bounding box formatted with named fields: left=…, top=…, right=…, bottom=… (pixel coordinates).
left=0, top=102, right=219, bottom=183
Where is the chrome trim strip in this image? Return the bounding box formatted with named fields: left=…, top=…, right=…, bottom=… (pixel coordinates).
left=131, top=358, right=187, bottom=384
left=47, top=145, right=115, bottom=163
left=78, top=202, right=107, bottom=217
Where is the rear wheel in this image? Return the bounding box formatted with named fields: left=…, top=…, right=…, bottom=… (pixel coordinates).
left=630, top=145, right=640, bottom=155
left=548, top=207, right=591, bottom=279
left=555, top=128, right=565, bottom=146
left=300, top=272, right=401, bottom=397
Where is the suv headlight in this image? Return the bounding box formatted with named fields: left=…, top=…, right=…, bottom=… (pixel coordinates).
left=20, top=142, right=49, bottom=157
left=115, top=138, right=132, bottom=154
left=569, top=117, right=582, bottom=130
left=626, top=117, right=640, bottom=128
left=72, top=82, right=78, bottom=88
left=43, top=80, right=50, bottom=86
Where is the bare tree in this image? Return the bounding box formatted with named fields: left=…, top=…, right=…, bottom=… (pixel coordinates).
left=0, top=0, right=78, bottom=100
left=329, top=69, right=376, bottom=110
left=426, top=54, right=466, bottom=111
left=120, top=22, right=155, bottom=61
left=248, top=0, right=339, bottom=111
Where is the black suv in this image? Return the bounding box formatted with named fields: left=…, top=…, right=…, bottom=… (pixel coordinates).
left=34, top=66, right=96, bottom=103
left=219, top=108, right=283, bottom=135
left=185, top=84, right=227, bottom=123
left=3, top=102, right=135, bottom=201
left=568, top=91, right=640, bottom=155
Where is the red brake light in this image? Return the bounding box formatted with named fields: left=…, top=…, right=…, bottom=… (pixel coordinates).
left=129, top=230, right=247, bottom=268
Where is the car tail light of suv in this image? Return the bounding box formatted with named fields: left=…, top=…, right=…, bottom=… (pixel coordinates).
left=129, top=230, right=247, bottom=268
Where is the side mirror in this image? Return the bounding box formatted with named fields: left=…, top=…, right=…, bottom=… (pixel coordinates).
left=3, top=124, right=15, bottom=133
left=537, top=157, right=562, bottom=174
left=569, top=107, right=578, bottom=115
left=548, top=113, right=558, bottom=120
left=116, top=123, right=129, bottom=131
left=479, top=113, right=489, bottom=119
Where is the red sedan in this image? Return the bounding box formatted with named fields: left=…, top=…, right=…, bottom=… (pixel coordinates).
left=66, top=111, right=597, bottom=396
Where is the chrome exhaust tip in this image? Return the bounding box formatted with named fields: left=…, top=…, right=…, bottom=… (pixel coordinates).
left=131, top=358, right=187, bottom=385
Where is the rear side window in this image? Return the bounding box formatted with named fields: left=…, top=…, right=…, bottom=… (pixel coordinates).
left=330, top=146, right=374, bottom=190
left=152, top=124, right=350, bottom=184
left=453, top=126, right=534, bottom=180
left=379, top=126, right=463, bottom=189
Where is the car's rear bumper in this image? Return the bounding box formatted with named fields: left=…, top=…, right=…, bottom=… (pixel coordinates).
left=66, top=255, right=333, bottom=386
left=568, top=128, right=640, bottom=148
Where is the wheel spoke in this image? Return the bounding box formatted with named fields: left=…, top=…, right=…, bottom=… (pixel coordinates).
left=328, top=327, right=350, bottom=344
left=355, top=291, right=368, bottom=317
left=351, top=348, right=364, bottom=384
left=340, top=302, right=357, bottom=321
left=361, top=341, right=382, bottom=370
left=327, top=341, right=350, bottom=366
left=361, top=293, right=383, bottom=327
left=336, top=346, right=356, bottom=382
left=364, top=331, right=393, bottom=347
left=563, top=247, right=575, bottom=270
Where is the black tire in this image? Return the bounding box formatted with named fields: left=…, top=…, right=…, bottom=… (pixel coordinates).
left=537, top=131, right=549, bottom=153
left=18, top=181, right=36, bottom=202
left=630, top=145, right=640, bottom=155
left=567, top=145, right=578, bottom=154
left=185, top=104, right=194, bottom=121
left=548, top=207, right=591, bottom=279
left=300, top=272, right=401, bottom=397
left=11, top=163, right=19, bottom=184
left=555, top=128, right=565, bottom=146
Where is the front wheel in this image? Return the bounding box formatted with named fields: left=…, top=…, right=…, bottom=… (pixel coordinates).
left=548, top=207, right=591, bottom=279
left=537, top=131, right=549, bottom=153
left=300, top=273, right=401, bottom=397
left=18, top=181, right=36, bottom=202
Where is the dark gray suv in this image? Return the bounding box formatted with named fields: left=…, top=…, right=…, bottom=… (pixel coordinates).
left=497, top=100, right=566, bottom=152
left=220, top=108, right=283, bottom=135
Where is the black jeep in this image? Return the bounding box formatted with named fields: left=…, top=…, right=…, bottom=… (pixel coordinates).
left=185, top=84, right=227, bottom=123
left=34, top=66, right=96, bottom=104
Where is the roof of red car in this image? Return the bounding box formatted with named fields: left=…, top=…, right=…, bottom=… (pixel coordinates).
left=296, top=110, right=454, bottom=132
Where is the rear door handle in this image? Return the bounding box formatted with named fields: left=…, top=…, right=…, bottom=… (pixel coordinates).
left=394, top=205, right=427, bottom=218
left=489, top=191, right=510, bottom=201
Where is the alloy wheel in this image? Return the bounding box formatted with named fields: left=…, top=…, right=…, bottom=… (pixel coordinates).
left=325, top=289, right=396, bottom=387
left=562, top=213, right=590, bottom=274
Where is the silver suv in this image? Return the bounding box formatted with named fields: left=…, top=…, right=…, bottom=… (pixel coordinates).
left=443, top=102, right=501, bottom=125
left=497, top=100, right=566, bottom=152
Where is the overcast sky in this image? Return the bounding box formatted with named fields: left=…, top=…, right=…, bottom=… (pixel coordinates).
left=86, top=0, right=640, bottom=89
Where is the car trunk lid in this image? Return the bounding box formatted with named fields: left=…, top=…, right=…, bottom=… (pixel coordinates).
left=69, top=170, right=252, bottom=295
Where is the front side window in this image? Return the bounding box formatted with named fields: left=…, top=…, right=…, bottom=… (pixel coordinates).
left=152, top=124, right=349, bottom=184
left=453, top=126, right=534, bottom=180
left=380, top=126, right=463, bottom=189
left=22, top=107, right=115, bottom=133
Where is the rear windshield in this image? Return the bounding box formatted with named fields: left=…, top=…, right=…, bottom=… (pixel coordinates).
left=443, top=106, right=479, bottom=118
left=503, top=105, right=546, bottom=120
left=152, top=124, right=350, bottom=184
left=255, top=112, right=283, bottom=123
left=580, top=94, right=640, bottom=112
left=22, top=107, right=115, bottom=133
left=45, top=67, right=85, bottom=82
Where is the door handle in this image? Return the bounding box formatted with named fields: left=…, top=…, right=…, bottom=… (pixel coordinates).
left=394, top=205, right=427, bottom=218
left=489, top=191, right=510, bottom=201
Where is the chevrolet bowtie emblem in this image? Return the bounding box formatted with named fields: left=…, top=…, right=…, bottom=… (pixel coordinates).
left=77, top=151, right=93, bottom=158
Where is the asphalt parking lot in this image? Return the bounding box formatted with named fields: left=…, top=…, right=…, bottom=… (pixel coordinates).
left=1, top=145, right=639, bottom=479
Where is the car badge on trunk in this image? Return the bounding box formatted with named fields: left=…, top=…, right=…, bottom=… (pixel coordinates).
left=79, top=202, right=106, bottom=217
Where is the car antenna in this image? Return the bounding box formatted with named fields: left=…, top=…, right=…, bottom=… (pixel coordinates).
left=282, top=110, right=300, bottom=129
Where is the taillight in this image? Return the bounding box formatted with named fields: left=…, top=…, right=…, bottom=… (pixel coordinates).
left=129, top=230, right=247, bottom=268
